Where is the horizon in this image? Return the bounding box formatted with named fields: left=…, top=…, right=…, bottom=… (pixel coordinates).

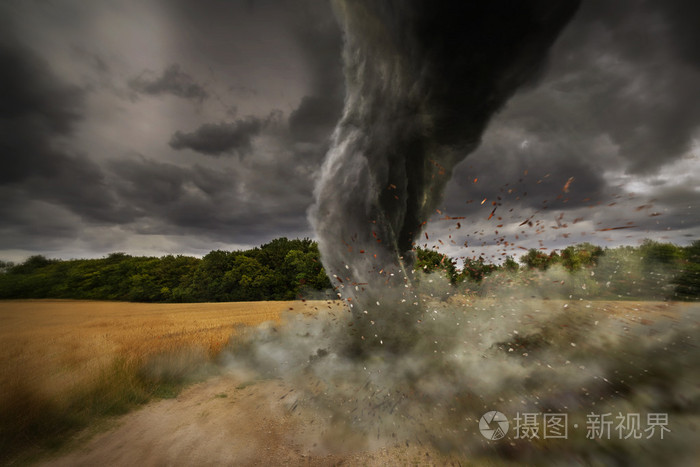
left=3, top=235, right=693, bottom=269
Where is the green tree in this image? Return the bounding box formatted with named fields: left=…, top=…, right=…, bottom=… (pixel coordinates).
left=187, top=250, right=239, bottom=301
left=503, top=256, right=519, bottom=272
left=414, top=247, right=458, bottom=283
left=223, top=256, right=275, bottom=301
left=460, top=256, right=497, bottom=283
left=282, top=249, right=331, bottom=298
left=10, top=255, right=57, bottom=274
left=673, top=241, right=700, bottom=300
left=0, top=238, right=333, bottom=302
left=521, top=249, right=551, bottom=270
left=0, top=260, right=14, bottom=274
left=640, top=240, right=683, bottom=265
left=560, top=243, right=603, bottom=271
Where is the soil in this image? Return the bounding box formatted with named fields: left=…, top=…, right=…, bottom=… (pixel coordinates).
left=39, top=374, right=452, bottom=466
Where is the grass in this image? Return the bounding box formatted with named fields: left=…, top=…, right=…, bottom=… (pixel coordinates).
left=0, top=299, right=327, bottom=464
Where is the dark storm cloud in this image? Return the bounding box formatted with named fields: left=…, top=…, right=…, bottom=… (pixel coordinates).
left=108, top=155, right=315, bottom=242
left=288, top=94, right=343, bottom=143
left=638, top=183, right=700, bottom=232
left=524, top=0, right=700, bottom=174
left=0, top=43, right=83, bottom=135
left=287, top=3, right=344, bottom=143
left=659, top=1, right=700, bottom=66
left=441, top=108, right=612, bottom=217
left=0, top=190, right=91, bottom=252
left=436, top=0, right=700, bottom=232
left=443, top=150, right=608, bottom=218
left=0, top=40, right=125, bottom=226
left=0, top=41, right=85, bottom=183
left=169, top=116, right=265, bottom=156
left=1, top=0, right=697, bottom=261
left=129, top=64, right=208, bottom=101
left=0, top=0, right=335, bottom=256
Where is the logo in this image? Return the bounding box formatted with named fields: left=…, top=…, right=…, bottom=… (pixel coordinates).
left=479, top=411, right=509, bottom=440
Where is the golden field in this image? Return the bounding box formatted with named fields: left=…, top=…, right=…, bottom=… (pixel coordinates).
left=0, top=299, right=332, bottom=462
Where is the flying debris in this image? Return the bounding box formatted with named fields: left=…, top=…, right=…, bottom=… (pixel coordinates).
left=597, top=226, right=637, bottom=231
left=562, top=176, right=574, bottom=193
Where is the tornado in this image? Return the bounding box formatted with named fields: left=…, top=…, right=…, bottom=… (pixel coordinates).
left=310, top=0, right=580, bottom=355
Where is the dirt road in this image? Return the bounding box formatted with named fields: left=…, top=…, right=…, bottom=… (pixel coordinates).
left=39, top=374, right=450, bottom=466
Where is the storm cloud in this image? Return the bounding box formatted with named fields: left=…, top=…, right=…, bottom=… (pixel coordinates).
left=0, top=42, right=84, bottom=182
left=169, top=117, right=265, bottom=156
left=129, top=64, right=208, bottom=101
left=287, top=4, right=344, bottom=143
left=0, top=37, right=124, bottom=229
left=0, top=0, right=696, bottom=262
left=426, top=0, right=700, bottom=261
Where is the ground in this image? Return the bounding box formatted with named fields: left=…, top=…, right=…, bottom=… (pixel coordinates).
left=1, top=299, right=698, bottom=465
left=38, top=374, right=466, bottom=467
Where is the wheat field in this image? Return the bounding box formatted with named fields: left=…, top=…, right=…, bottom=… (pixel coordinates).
left=0, top=299, right=333, bottom=462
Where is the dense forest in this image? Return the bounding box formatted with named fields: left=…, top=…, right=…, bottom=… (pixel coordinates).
left=0, top=238, right=332, bottom=302
left=0, top=238, right=698, bottom=302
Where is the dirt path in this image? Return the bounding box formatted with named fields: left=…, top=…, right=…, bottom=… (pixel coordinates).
left=40, top=375, right=329, bottom=466
left=39, top=374, right=447, bottom=467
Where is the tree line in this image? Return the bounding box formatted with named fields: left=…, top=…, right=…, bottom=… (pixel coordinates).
left=415, top=239, right=700, bottom=301
left=1, top=237, right=698, bottom=302
left=0, top=238, right=332, bottom=302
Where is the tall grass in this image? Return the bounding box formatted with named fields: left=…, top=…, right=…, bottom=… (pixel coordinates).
left=0, top=351, right=216, bottom=463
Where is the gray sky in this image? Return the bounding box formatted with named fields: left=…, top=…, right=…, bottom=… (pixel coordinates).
left=0, top=0, right=698, bottom=262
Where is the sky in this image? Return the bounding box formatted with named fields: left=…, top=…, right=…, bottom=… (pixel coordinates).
left=1, top=0, right=698, bottom=263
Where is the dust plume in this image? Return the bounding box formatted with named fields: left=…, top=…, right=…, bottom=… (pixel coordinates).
left=223, top=282, right=699, bottom=464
